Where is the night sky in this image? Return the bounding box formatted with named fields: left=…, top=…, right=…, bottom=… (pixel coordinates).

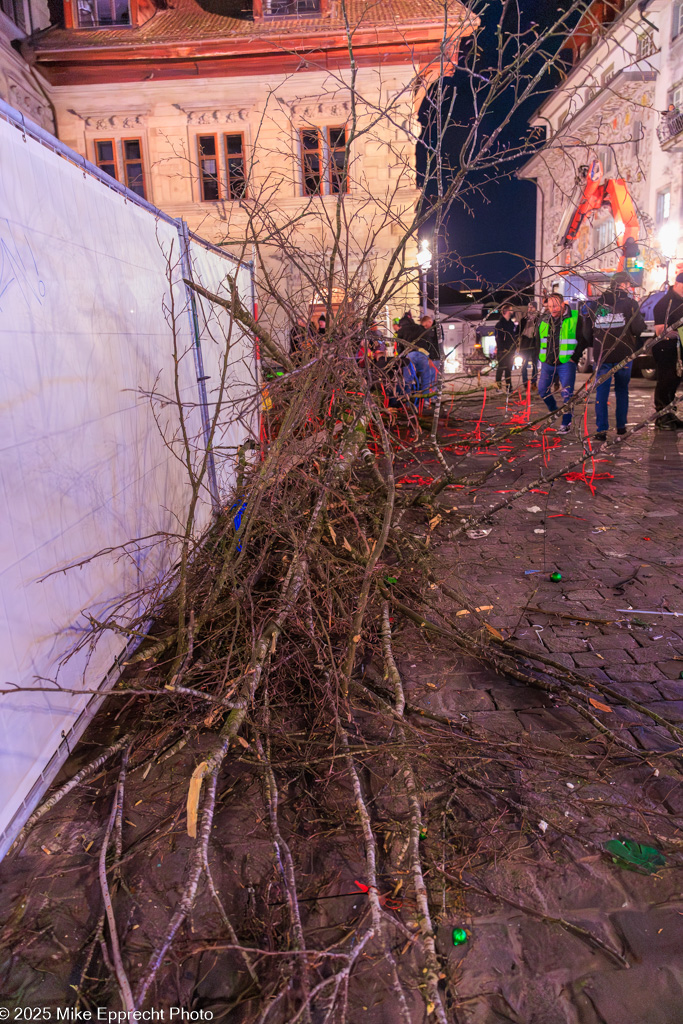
left=430, top=0, right=571, bottom=290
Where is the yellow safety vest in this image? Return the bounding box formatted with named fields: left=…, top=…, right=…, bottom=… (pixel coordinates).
left=538, top=310, right=578, bottom=364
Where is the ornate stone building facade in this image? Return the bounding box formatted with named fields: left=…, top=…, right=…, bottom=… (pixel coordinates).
left=0, top=0, right=53, bottom=130
left=15, top=0, right=475, bottom=329
left=519, top=0, right=683, bottom=297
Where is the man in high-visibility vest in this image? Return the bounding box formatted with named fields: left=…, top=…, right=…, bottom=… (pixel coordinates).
left=537, top=292, right=589, bottom=434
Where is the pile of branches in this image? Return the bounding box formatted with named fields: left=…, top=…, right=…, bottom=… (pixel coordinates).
left=3, top=333, right=683, bottom=1022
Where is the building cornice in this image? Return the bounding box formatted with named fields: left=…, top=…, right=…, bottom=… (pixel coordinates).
left=528, top=0, right=652, bottom=124
left=26, top=30, right=462, bottom=85
left=519, top=66, right=657, bottom=182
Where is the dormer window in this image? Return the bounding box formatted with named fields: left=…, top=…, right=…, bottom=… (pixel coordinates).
left=265, top=0, right=319, bottom=14
left=67, top=0, right=164, bottom=28
left=76, top=0, right=130, bottom=25
left=253, top=0, right=326, bottom=18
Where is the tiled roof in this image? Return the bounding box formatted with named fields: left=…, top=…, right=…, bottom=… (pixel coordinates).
left=29, top=0, right=467, bottom=51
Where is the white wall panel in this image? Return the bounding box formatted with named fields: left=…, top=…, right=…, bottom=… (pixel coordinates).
left=187, top=239, right=258, bottom=499
left=0, top=112, right=254, bottom=857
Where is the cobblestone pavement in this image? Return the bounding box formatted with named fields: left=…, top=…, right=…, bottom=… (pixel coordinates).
left=443, top=378, right=683, bottom=710
left=396, top=377, right=683, bottom=1024
left=1, top=379, right=681, bottom=1024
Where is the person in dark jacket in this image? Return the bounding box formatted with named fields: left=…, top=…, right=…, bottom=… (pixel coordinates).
left=519, top=301, right=540, bottom=387
left=537, top=292, right=590, bottom=434
left=396, top=310, right=422, bottom=351
left=652, top=274, right=683, bottom=429
left=407, top=314, right=442, bottom=407
left=395, top=310, right=421, bottom=394
left=494, top=304, right=518, bottom=392
left=589, top=273, right=646, bottom=440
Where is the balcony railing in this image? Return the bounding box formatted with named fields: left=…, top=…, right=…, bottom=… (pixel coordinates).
left=657, top=112, right=683, bottom=146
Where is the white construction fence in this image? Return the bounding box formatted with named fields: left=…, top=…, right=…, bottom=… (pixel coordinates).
left=0, top=99, right=257, bottom=859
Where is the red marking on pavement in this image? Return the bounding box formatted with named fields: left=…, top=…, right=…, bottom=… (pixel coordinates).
left=472, top=388, right=487, bottom=441
left=564, top=470, right=613, bottom=492
left=507, top=380, right=532, bottom=425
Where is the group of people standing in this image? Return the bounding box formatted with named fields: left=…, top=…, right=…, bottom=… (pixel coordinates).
left=289, top=306, right=443, bottom=409
left=493, top=302, right=541, bottom=392
left=394, top=311, right=442, bottom=405
left=287, top=269, right=683, bottom=435
left=493, top=294, right=589, bottom=435
left=492, top=272, right=683, bottom=437
left=359, top=310, right=443, bottom=408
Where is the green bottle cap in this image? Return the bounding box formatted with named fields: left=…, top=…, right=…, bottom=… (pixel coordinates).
left=452, top=928, right=468, bottom=945
left=550, top=571, right=562, bottom=582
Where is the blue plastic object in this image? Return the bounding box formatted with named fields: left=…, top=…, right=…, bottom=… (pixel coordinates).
left=231, top=499, right=247, bottom=552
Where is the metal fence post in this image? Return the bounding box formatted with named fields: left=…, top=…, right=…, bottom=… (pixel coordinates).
left=178, top=219, right=220, bottom=511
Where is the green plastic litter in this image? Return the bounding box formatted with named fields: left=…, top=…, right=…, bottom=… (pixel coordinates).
left=385, top=576, right=399, bottom=585
left=604, top=838, right=666, bottom=874
left=550, top=571, right=562, bottom=582
left=452, top=928, right=468, bottom=946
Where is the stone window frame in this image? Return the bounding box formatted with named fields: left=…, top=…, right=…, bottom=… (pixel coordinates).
left=93, top=138, right=118, bottom=180
left=195, top=130, right=250, bottom=203
left=636, top=29, right=656, bottom=61
left=673, top=1, right=682, bottom=41
left=223, top=132, right=248, bottom=201
left=197, top=133, right=221, bottom=202
left=656, top=188, right=671, bottom=226
left=297, top=125, right=350, bottom=198
left=121, top=137, right=147, bottom=199
left=593, top=212, right=617, bottom=259
left=668, top=81, right=683, bottom=111
left=89, top=133, right=150, bottom=200
left=326, top=126, right=349, bottom=195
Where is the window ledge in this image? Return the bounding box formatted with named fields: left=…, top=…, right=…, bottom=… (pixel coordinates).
left=74, top=22, right=136, bottom=28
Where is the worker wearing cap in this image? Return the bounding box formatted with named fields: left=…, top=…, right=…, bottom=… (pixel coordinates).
left=652, top=272, right=683, bottom=430
left=589, top=272, right=645, bottom=441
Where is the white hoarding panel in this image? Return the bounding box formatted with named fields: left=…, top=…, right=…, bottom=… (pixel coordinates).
left=187, top=240, right=258, bottom=499
left=0, top=112, right=254, bottom=856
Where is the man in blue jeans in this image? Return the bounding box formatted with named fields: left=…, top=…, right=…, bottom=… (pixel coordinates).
left=537, top=293, right=589, bottom=434
left=408, top=314, right=442, bottom=407
left=590, top=273, right=645, bottom=440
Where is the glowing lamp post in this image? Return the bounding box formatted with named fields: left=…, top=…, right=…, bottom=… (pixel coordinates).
left=659, top=222, right=679, bottom=285
left=416, top=238, right=432, bottom=317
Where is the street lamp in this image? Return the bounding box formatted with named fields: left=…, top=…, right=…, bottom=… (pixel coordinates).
left=659, top=221, right=678, bottom=285
left=416, top=238, right=432, bottom=317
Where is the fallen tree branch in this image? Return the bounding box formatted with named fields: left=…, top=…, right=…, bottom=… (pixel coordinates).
left=10, top=733, right=133, bottom=854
